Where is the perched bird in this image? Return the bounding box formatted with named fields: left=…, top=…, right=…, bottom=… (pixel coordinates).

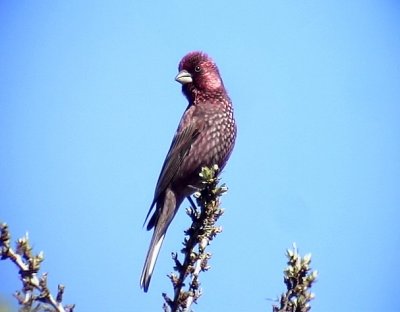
left=140, top=51, right=236, bottom=292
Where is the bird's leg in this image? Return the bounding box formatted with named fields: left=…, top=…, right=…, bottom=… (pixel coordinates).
left=187, top=196, right=197, bottom=210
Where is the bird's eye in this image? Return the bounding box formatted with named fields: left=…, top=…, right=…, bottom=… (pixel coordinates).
left=194, top=65, right=201, bottom=73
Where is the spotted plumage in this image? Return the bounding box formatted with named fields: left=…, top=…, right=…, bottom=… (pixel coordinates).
left=140, top=51, right=236, bottom=292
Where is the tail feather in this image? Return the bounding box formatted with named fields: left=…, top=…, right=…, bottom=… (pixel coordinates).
left=140, top=188, right=179, bottom=292
left=140, top=232, right=165, bottom=292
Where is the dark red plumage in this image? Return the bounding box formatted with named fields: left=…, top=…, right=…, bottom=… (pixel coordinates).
left=140, top=51, right=236, bottom=292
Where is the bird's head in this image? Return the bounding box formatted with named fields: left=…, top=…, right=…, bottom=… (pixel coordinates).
left=175, top=51, right=225, bottom=99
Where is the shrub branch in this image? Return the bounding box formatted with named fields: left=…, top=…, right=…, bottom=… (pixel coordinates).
left=0, top=223, right=75, bottom=312
left=162, top=165, right=226, bottom=312
left=273, top=244, right=318, bottom=312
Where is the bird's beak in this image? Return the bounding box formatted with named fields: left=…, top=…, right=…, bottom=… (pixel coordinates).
left=175, top=70, right=192, bottom=85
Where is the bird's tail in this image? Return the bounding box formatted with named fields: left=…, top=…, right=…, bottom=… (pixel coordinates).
left=140, top=188, right=183, bottom=292
left=141, top=188, right=179, bottom=292
left=140, top=228, right=165, bottom=292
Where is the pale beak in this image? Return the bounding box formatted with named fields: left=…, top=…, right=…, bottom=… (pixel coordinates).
left=175, top=70, right=192, bottom=85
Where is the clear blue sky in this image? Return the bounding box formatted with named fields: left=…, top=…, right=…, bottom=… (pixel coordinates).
left=1, top=1, right=399, bottom=311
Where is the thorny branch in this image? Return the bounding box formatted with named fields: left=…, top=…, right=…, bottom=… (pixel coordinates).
left=162, top=165, right=226, bottom=312
left=0, top=223, right=75, bottom=312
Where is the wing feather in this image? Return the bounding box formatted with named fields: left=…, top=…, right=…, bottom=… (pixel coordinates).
left=143, top=122, right=200, bottom=226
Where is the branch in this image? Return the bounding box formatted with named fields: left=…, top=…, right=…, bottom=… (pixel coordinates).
left=273, top=244, right=318, bottom=312
left=0, top=223, right=75, bottom=312
left=163, top=165, right=227, bottom=312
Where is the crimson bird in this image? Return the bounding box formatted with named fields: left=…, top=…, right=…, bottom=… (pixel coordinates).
left=140, top=51, right=236, bottom=292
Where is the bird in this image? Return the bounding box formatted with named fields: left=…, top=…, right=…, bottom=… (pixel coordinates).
left=140, top=51, right=236, bottom=292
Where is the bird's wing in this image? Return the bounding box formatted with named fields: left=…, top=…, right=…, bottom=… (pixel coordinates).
left=143, top=122, right=200, bottom=225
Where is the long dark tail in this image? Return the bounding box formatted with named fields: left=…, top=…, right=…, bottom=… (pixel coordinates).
left=140, top=188, right=178, bottom=292
left=140, top=227, right=166, bottom=292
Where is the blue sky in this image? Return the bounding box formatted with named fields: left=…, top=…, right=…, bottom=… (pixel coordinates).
left=1, top=1, right=399, bottom=311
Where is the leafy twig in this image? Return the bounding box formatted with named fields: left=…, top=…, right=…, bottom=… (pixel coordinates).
left=273, top=244, right=318, bottom=312
left=0, top=223, right=75, bottom=312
